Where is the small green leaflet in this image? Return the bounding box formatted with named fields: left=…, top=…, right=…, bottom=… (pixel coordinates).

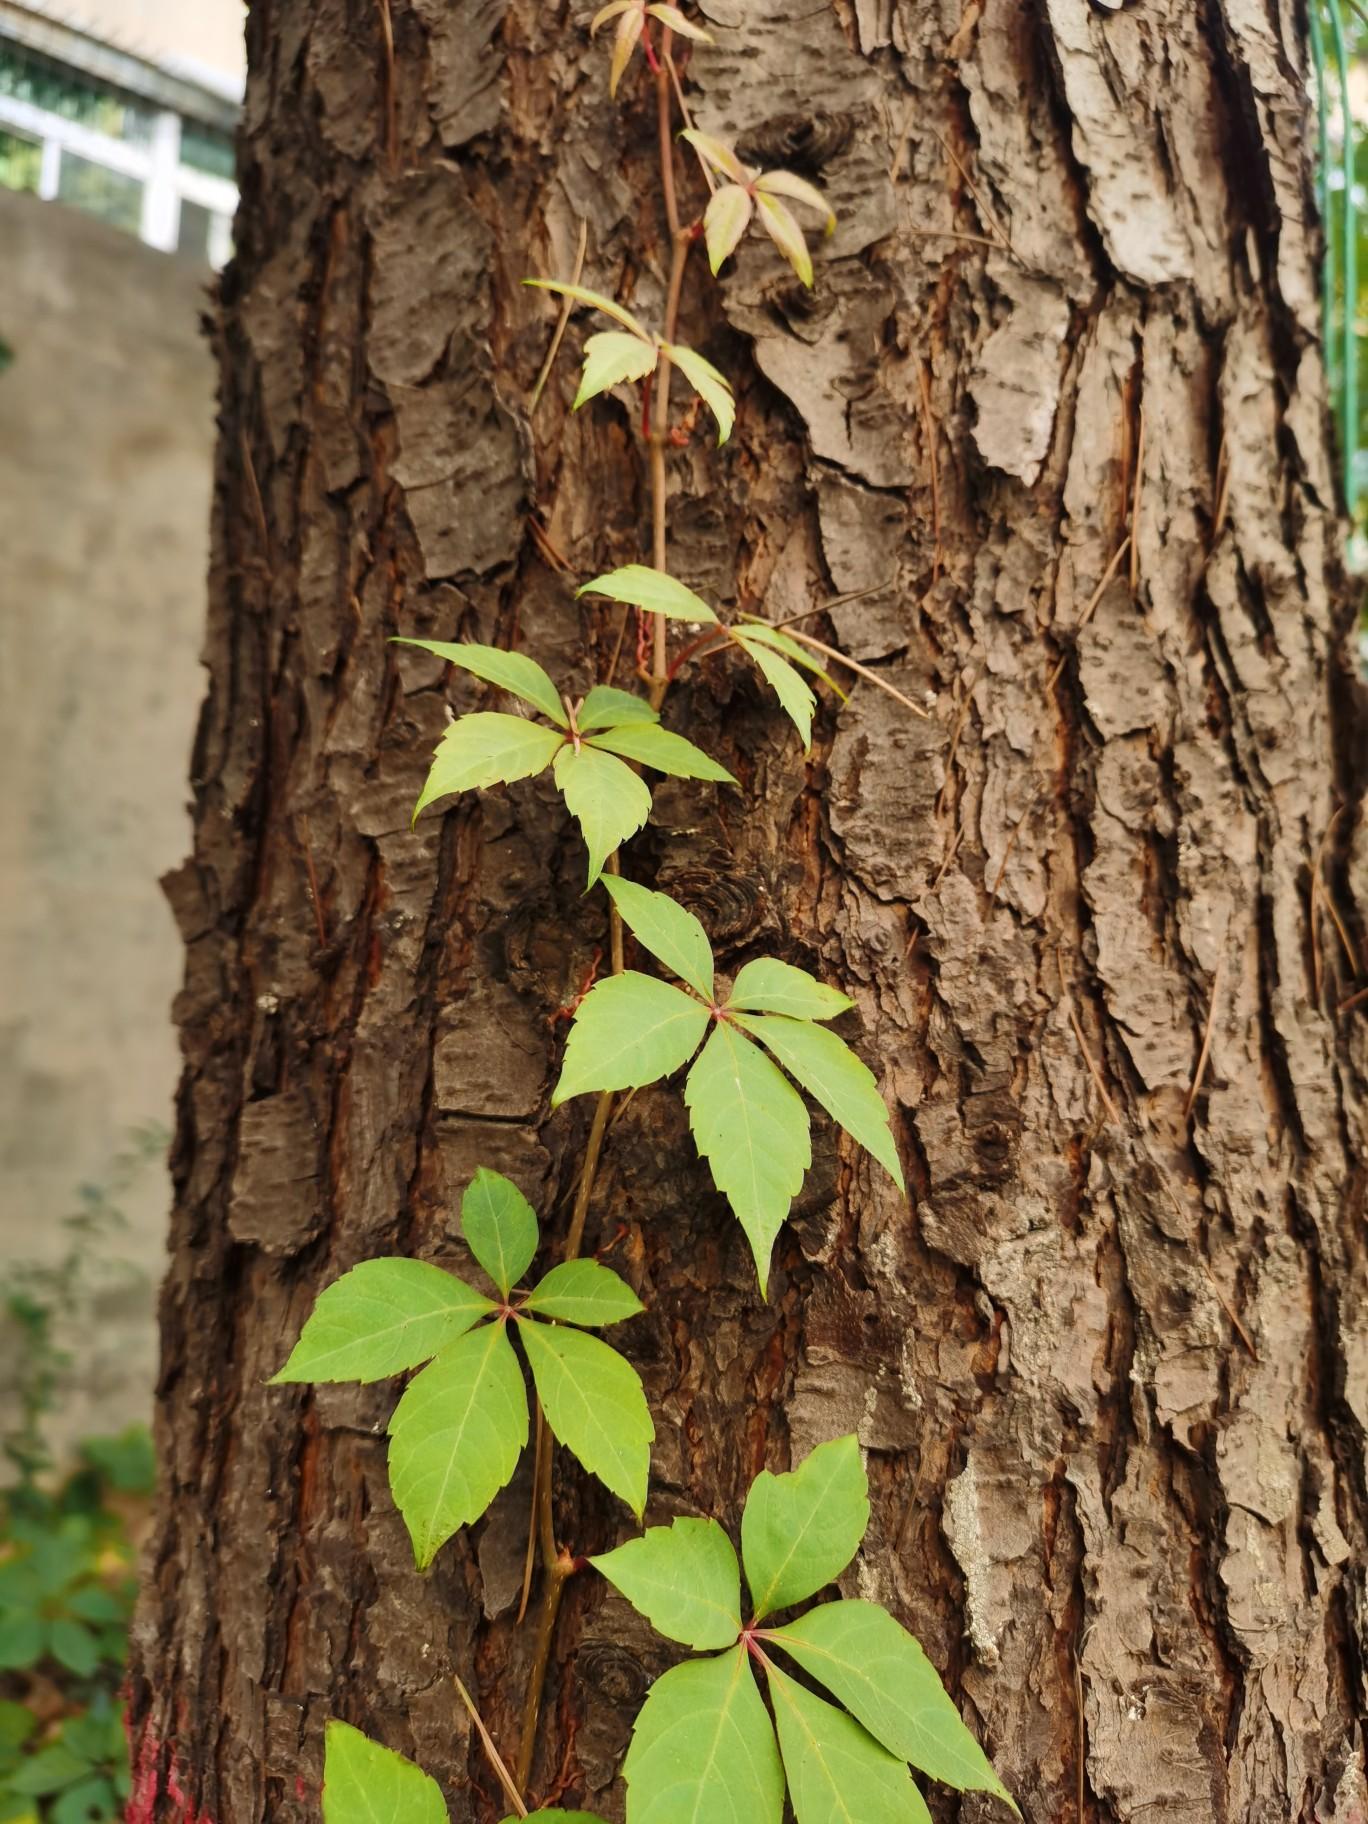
left=552, top=972, right=710, bottom=1105
left=754, top=169, right=837, bottom=234
left=737, top=620, right=848, bottom=701
left=519, top=1321, right=654, bottom=1518
left=394, top=639, right=567, bottom=727
left=645, top=2, right=713, bottom=41
left=577, top=565, right=719, bottom=624
left=603, top=875, right=715, bottom=999
left=732, top=631, right=816, bottom=750
left=524, top=277, right=650, bottom=340
left=705, top=184, right=754, bottom=273
left=388, top=1323, right=529, bottom=1568
left=663, top=342, right=735, bottom=444
left=681, top=128, right=749, bottom=185
left=755, top=191, right=813, bottom=288
left=271, top=1260, right=493, bottom=1384
left=554, top=744, right=653, bottom=886
left=742, top=1435, right=869, bottom=1621
left=734, top=1014, right=904, bottom=1190
left=322, top=1722, right=446, bottom=1824
left=414, top=715, right=566, bottom=818
left=623, top=1647, right=784, bottom=1824
left=523, top=1258, right=644, bottom=1327
left=683, top=1023, right=809, bottom=1293
left=763, top=1602, right=1015, bottom=1807
left=593, top=1518, right=742, bottom=1651
left=588, top=721, right=737, bottom=785
left=767, top=1664, right=932, bottom=1824
left=579, top=685, right=659, bottom=730
left=727, top=958, right=852, bottom=1022
left=576, top=331, right=660, bottom=410
left=461, top=1167, right=539, bottom=1296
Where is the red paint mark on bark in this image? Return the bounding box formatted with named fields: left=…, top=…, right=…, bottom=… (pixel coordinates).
left=125, top=1717, right=215, bottom=1824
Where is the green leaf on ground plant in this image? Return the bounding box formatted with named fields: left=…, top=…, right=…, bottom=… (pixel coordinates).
left=726, top=959, right=852, bottom=1023
left=767, top=1663, right=932, bottom=1824
left=322, top=1721, right=447, bottom=1824
left=0, top=1612, right=43, bottom=1671
left=602, top=877, right=715, bottom=999
left=518, top=1321, right=653, bottom=1517
left=554, top=744, right=653, bottom=886
left=461, top=1168, right=539, bottom=1296
left=623, top=1645, right=784, bottom=1824
left=414, top=715, right=565, bottom=819
left=552, top=973, right=710, bottom=1105
left=683, top=1023, right=809, bottom=1292
left=578, top=566, right=719, bottom=624
left=663, top=343, right=735, bottom=444
left=587, top=722, right=737, bottom=785
left=754, top=192, right=813, bottom=288
left=578, top=686, right=659, bottom=731
left=393, top=639, right=567, bottom=727
left=52, top=1781, right=117, bottom=1824
left=593, top=1517, right=743, bottom=1650
left=388, top=1323, right=529, bottom=1567
left=0, top=1702, right=34, bottom=1754
left=523, top=1259, right=644, bottom=1328
left=704, top=184, right=754, bottom=273
left=272, top=1260, right=494, bottom=1383
left=734, top=1015, right=904, bottom=1190
left=576, top=332, right=660, bottom=411
left=732, top=632, right=815, bottom=750
left=5, top=1745, right=92, bottom=1797
left=764, top=1601, right=1015, bottom=1807
left=47, top=1618, right=98, bottom=1677
left=742, top=1436, right=869, bottom=1621
left=524, top=278, right=651, bottom=341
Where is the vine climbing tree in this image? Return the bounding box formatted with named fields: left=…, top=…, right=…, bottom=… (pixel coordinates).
left=130, top=2, right=1368, bottom=1822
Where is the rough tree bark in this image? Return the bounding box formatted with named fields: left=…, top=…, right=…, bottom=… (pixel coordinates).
left=128, top=2, right=1368, bottom=1820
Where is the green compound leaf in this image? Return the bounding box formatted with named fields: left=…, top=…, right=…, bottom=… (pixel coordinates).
left=272, top=1260, right=494, bottom=1384
left=587, top=721, right=737, bottom=786
left=578, top=565, right=719, bottom=625
left=518, top=1320, right=653, bottom=1518
left=602, top=877, right=715, bottom=1000
left=393, top=639, right=567, bottom=727
left=767, top=1663, right=931, bottom=1824
left=742, top=1436, right=869, bottom=1621
left=414, top=714, right=565, bottom=820
left=524, top=1258, right=644, bottom=1328
left=754, top=191, right=814, bottom=289
left=524, top=277, right=652, bottom=341
left=726, top=958, right=852, bottom=1023
left=554, top=743, right=653, bottom=888
left=552, top=972, right=710, bottom=1106
left=575, top=331, right=660, bottom=411
left=593, top=1517, right=743, bottom=1651
left=732, top=631, right=816, bottom=751
left=322, top=1721, right=447, bottom=1824
left=461, top=1168, right=540, bottom=1297
left=623, top=1646, right=784, bottom=1824
left=48, top=1618, right=99, bottom=1677
left=5, top=1742, right=91, bottom=1797
left=683, top=1022, right=809, bottom=1294
left=734, top=1014, right=904, bottom=1191
left=0, top=1611, right=43, bottom=1671
left=663, top=343, right=736, bottom=445
left=704, top=183, right=755, bottom=274
left=764, top=1602, right=1015, bottom=1808
left=579, top=686, right=660, bottom=731
left=388, top=1323, right=529, bottom=1568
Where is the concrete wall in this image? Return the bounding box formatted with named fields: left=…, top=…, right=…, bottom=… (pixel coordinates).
left=0, top=189, right=210, bottom=1462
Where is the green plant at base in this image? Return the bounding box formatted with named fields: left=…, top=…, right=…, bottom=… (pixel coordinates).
left=274, top=1170, right=653, bottom=1566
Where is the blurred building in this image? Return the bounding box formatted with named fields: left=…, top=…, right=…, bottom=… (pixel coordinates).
left=0, top=0, right=242, bottom=265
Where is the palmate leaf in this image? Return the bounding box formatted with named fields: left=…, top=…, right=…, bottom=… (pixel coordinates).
left=271, top=1260, right=494, bottom=1385
left=705, top=184, right=755, bottom=274
left=727, top=958, right=852, bottom=1022
left=663, top=342, right=735, bottom=444
left=741, top=1435, right=869, bottom=1621
left=602, top=876, right=714, bottom=999
left=593, top=1518, right=742, bottom=1651
left=755, top=191, right=813, bottom=288
left=732, top=630, right=816, bottom=750
left=523, top=1258, right=644, bottom=1327
left=461, top=1167, right=539, bottom=1296
left=623, top=1646, right=784, bottom=1824
left=579, top=685, right=659, bottom=730
left=683, top=1022, right=809, bottom=1293
left=764, top=1602, right=1015, bottom=1807
left=578, top=565, right=719, bottom=624
left=518, top=1321, right=653, bottom=1517
left=414, top=714, right=565, bottom=819
left=576, top=331, right=660, bottom=410
left=552, top=972, right=710, bottom=1104
left=388, top=1323, right=529, bottom=1568
left=322, top=1722, right=447, bottom=1824
left=394, top=639, right=567, bottom=726
left=767, top=1665, right=932, bottom=1824
left=554, top=744, right=653, bottom=886
left=734, top=1014, right=904, bottom=1190
left=587, top=721, right=737, bottom=785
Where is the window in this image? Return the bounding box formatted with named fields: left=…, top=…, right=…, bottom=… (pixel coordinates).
left=55, top=147, right=141, bottom=232
left=0, top=123, right=38, bottom=191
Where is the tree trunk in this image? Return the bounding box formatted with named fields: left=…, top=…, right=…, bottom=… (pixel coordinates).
left=128, top=2, right=1368, bottom=1820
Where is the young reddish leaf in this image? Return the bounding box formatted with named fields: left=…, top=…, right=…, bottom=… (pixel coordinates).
left=755, top=191, right=813, bottom=288
left=663, top=342, right=736, bottom=444
left=523, top=277, right=652, bottom=341
left=610, top=5, right=645, bottom=96
left=680, top=128, right=749, bottom=185
left=704, top=184, right=755, bottom=275
left=575, top=331, right=660, bottom=411
left=590, top=0, right=634, bottom=31
left=754, top=169, right=837, bottom=235
left=578, top=564, right=719, bottom=623
left=644, top=3, right=713, bottom=42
